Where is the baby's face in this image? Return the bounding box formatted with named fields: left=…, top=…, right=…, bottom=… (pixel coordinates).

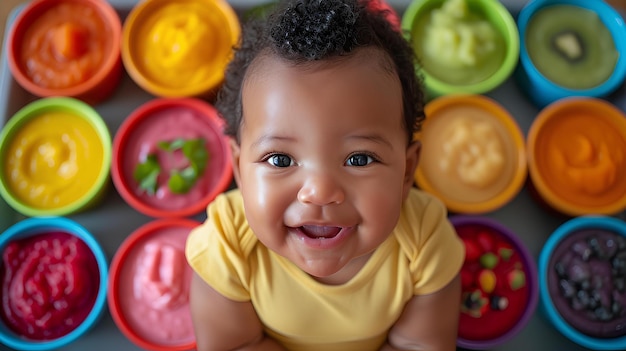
left=231, top=50, right=418, bottom=281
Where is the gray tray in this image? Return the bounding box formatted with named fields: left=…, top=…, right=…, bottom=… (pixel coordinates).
left=0, top=1, right=624, bottom=350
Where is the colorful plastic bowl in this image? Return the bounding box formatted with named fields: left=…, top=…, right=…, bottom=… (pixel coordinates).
left=527, top=97, right=626, bottom=217
left=121, top=0, right=240, bottom=98
left=108, top=218, right=199, bottom=351
left=516, top=0, right=626, bottom=108
left=111, top=98, right=233, bottom=218
left=0, top=217, right=108, bottom=351
left=401, top=0, right=519, bottom=98
left=7, top=0, right=122, bottom=105
left=451, top=215, right=538, bottom=349
left=415, top=94, right=527, bottom=214
left=538, top=216, right=626, bottom=350
left=0, top=97, right=112, bottom=217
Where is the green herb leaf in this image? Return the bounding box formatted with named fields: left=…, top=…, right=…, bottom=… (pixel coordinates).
left=133, top=154, right=161, bottom=195
left=182, top=138, right=209, bottom=175
left=158, top=138, right=186, bottom=152
left=168, top=170, right=190, bottom=194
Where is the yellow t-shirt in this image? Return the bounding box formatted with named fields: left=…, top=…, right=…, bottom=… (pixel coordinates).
left=186, top=188, right=464, bottom=351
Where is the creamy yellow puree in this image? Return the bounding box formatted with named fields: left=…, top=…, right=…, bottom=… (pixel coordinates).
left=4, top=112, right=104, bottom=209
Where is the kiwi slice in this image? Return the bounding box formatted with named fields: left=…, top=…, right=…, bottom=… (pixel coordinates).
left=550, top=30, right=585, bottom=63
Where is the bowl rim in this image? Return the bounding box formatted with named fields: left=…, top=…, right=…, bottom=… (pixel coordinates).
left=107, top=218, right=200, bottom=351
left=449, top=215, right=540, bottom=348
left=415, top=94, right=527, bottom=214
left=401, top=0, right=521, bottom=97
left=121, top=0, right=241, bottom=98
left=517, top=0, right=626, bottom=103
left=6, top=0, right=122, bottom=100
left=110, top=97, right=233, bottom=218
left=0, top=97, right=112, bottom=217
left=526, top=97, right=626, bottom=216
left=0, top=216, right=109, bottom=351
left=538, top=215, right=626, bottom=350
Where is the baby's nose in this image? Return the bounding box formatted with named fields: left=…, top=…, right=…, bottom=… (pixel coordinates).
left=297, top=172, right=345, bottom=206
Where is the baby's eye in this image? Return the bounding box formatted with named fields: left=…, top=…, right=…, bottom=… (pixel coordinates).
left=346, top=154, right=374, bottom=167
left=267, top=154, right=294, bottom=168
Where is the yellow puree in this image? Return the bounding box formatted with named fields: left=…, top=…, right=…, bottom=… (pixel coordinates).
left=139, top=2, right=228, bottom=89
left=4, top=112, right=104, bottom=209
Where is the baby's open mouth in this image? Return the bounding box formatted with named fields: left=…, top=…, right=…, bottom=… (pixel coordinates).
left=300, top=225, right=342, bottom=239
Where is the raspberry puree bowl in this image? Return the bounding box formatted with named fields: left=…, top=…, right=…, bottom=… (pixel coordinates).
left=539, top=216, right=626, bottom=350
left=450, top=215, right=538, bottom=349
left=108, top=218, right=199, bottom=351
left=0, top=217, right=108, bottom=351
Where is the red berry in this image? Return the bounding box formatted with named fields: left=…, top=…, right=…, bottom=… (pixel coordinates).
left=476, top=231, right=495, bottom=252
left=462, top=237, right=482, bottom=261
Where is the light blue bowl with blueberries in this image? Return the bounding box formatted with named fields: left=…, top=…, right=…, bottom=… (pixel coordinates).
left=538, top=216, right=626, bottom=350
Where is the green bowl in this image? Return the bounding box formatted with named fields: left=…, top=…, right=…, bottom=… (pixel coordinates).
left=0, top=97, right=111, bottom=217
left=402, top=0, right=519, bottom=98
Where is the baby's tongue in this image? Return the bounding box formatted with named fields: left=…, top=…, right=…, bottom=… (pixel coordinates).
left=301, top=225, right=341, bottom=238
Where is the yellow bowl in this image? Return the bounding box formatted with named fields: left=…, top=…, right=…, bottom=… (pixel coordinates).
left=122, top=0, right=240, bottom=98
left=415, top=94, right=527, bottom=214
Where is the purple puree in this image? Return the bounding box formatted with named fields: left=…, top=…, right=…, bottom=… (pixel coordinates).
left=549, top=229, right=626, bottom=338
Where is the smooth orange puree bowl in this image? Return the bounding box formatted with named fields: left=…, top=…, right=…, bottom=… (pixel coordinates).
left=0, top=98, right=111, bottom=217
left=8, top=0, right=122, bottom=104
left=122, top=0, right=240, bottom=97
left=527, top=98, right=626, bottom=216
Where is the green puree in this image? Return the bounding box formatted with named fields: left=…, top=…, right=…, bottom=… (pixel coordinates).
left=526, top=5, right=618, bottom=90
left=413, top=0, right=505, bottom=85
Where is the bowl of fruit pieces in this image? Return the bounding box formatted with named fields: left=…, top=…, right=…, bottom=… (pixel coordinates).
left=539, top=215, right=626, bottom=350
left=451, top=215, right=538, bottom=349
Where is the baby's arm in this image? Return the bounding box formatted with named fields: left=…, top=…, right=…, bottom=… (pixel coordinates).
left=381, top=274, right=461, bottom=351
left=189, top=272, right=287, bottom=351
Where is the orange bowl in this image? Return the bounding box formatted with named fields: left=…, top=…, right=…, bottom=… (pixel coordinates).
left=415, top=94, right=527, bottom=214
left=527, top=97, right=626, bottom=216
left=7, top=0, right=122, bottom=105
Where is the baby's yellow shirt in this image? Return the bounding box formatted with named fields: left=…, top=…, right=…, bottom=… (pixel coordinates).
left=186, top=188, right=464, bottom=351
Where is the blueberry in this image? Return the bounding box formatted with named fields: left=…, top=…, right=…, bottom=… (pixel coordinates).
left=572, top=240, right=592, bottom=261
left=594, top=306, right=613, bottom=321
left=554, top=262, right=566, bottom=278
left=614, top=277, right=625, bottom=292
left=568, top=259, right=591, bottom=282
left=559, top=279, right=576, bottom=298
left=577, top=290, right=590, bottom=307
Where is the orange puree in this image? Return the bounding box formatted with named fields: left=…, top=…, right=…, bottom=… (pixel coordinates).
left=20, top=2, right=112, bottom=89
left=3, top=112, right=104, bottom=210
left=535, top=113, right=626, bottom=207
left=136, top=2, right=231, bottom=89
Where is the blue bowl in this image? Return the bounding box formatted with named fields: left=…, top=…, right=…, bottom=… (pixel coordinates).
left=538, top=216, right=626, bottom=350
left=0, top=217, right=108, bottom=350
left=516, top=0, right=626, bottom=108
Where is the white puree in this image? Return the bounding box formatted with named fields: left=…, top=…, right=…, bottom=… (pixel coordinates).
left=420, top=105, right=516, bottom=203
left=117, top=226, right=194, bottom=346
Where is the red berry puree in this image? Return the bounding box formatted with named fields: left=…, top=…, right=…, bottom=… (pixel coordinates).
left=457, top=224, right=530, bottom=341
left=0, top=231, right=99, bottom=340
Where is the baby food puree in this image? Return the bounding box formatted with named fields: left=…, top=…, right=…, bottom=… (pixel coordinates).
left=1, top=108, right=106, bottom=213
left=8, top=0, right=122, bottom=103
left=109, top=219, right=198, bottom=349
left=411, top=0, right=506, bottom=86
left=528, top=98, right=626, bottom=216
left=525, top=4, right=618, bottom=90
left=416, top=95, right=526, bottom=214
left=122, top=0, right=240, bottom=97
left=0, top=231, right=100, bottom=340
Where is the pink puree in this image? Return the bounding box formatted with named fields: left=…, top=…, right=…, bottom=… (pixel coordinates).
left=0, top=232, right=99, bottom=340
left=123, top=106, right=227, bottom=211
left=116, top=226, right=194, bottom=345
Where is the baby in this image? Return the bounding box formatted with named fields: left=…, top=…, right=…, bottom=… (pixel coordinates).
left=185, top=1, right=465, bottom=350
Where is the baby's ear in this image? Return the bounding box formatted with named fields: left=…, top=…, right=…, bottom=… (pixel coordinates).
left=229, top=138, right=243, bottom=189
left=403, top=141, right=421, bottom=199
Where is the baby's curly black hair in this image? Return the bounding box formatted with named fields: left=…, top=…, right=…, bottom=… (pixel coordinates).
left=216, top=0, right=425, bottom=144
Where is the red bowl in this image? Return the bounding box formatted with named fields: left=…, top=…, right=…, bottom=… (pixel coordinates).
left=108, top=218, right=200, bottom=351
left=111, top=98, right=232, bottom=218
